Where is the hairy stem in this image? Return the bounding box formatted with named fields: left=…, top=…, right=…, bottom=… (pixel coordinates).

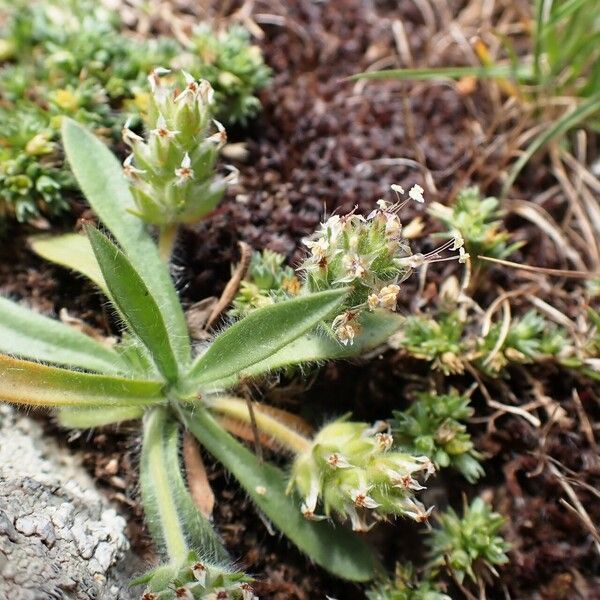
left=158, top=223, right=178, bottom=263
left=206, top=395, right=311, bottom=454
left=141, top=407, right=188, bottom=564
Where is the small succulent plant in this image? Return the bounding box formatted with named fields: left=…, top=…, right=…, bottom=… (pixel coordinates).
left=391, top=310, right=467, bottom=375
left=367, top=564, right=450, bottom=600
left=477, top=309, right=569, bottom=375
left=428, top=187, right=522, bottom=266
left=230, top=249, right=301, bottom=318
left=392, top=391, right=484, bottom=483
left=427, top=498, right=510, bottom=584
left=191, top=24, right=272, bottom=125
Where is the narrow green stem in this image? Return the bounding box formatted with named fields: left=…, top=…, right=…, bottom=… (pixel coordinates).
left=158, top=223, right=178, bottom=263
left=206, top=395, right=311, bottom=454
left=142, top=407, right=188, bottom=564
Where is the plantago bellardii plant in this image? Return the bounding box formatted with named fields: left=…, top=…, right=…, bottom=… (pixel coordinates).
left=0, top=119, right=458, bottom=594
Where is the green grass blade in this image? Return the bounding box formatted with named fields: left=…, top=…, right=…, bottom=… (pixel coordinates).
left=0, top=354, right=164, bottom=408
left=58, top=406, right=144, bottom=428
left=87, top=227, right=179, bottom=383
left=141, top=407, right=228, bottom=564
left=349, top=64, right=531, bottom=82
left=189, top=289, right=349, bottom=386
left=29, top=233, right=108, bottom=294
left=0, top=296, right=126, bottom=374
left=502, top=94, right=600, bottom=196
left=204, top=311, right=403, bottom=391
left=61, top=119, right=190, bottom=366
left=182, top=407, right=380, bottom=581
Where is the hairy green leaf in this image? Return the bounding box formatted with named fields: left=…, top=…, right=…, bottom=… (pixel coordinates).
left=61, top=119, right=190, bottom=366
left=189, top=289, right=348, bottom=386
left=183, top=407, right=380, bottom=581
left=0, top=354, right=164, bottom=408
left=87, top=227, right=179, bottom=383
left=141, top=407, right=228, bottom=564
left=29, top=233, right=107, bottom=294
left=58, top=406, right=144, bottom=428
left=206, top=311, right=403, bottom=390
left=0, top=296, right=126, bottom=374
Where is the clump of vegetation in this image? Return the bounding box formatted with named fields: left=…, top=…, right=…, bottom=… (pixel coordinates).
left=367, top=564, right=450, bottom=600
left=391, top=391, right=484, bottom=483
left=0, top=0, right=271, bottom=224
left=230, top=249, right=301, bottom=318
left=427, top=498, right=511, bottom=584
left=191, top=24, right=272, bottom=125
left=428, top=187, right=522, bottom=271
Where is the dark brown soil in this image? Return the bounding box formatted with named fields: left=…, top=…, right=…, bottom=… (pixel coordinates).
left=1, top=0, right=600, bottom=598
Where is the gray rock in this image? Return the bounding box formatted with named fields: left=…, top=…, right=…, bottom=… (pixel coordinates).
left=0, top=406, right=142, bottom=599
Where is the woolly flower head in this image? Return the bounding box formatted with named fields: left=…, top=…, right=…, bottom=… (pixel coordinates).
left=135, top=552, right=257, bottom=599
left=299, top=185, right=466, bottom=345
left=288, top=418, right=435, bottom=531
left=122, top=69, right=235, bottom=226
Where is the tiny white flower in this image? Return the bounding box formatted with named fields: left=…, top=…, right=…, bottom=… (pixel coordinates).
left=175, top=70, right=200, bottom=104
left=327, top=453, right=353, bottom=469
left=378, top=284, right=400, bottom=311
left=403, top=500, right=434, bottom=523
left=342, top=254, right=367, bottom=280
left=459, top=246, right=470, bottom=264
left=206, top=119, right=227, bottom=147
left=174, top=586, right=193, bottom=600
left=367, top=293, right=379, bottom=311
left=375, top=432, right=394, bottom=451
left=408, top=184, right=425, bottom=203
left=350, top=488, right=380, bottom=509
left=304, top=237, right=329, bottom=261
left=240, top=583, right=258, bottom=600
left=122, top=154, right=145, bottom=179
left=191, top=562, right=207, bottom=585
left=151, top=115, right=180, bottom=140
left=175, top=152, right=194, bottom=185
left=199, top=79, right=215, bottom=105
left=336, top=323, right=357, bottom=346
left=147, top=66, right=171, bottom=93
left=121, top=120, right=144, bottom=147
left=384, top=213, right=402, bottom=238
left=393, top=474, right=425, bottom=491
left=451, top=231, right=464, bottom=250
left=346, top=505, right=376, bottom=532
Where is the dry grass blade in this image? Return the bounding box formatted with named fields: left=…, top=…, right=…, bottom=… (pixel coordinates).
left=477, top=256, right=600, bottom=279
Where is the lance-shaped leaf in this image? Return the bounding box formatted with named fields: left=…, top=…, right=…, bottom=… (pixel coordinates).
left=182, top=407, right=380, bottom=582
left=58, top=406, right=144, bottom=428
left=189, top=289, right=348, bottom=386
left=0, top=354, right=164, bottom=408
left=0, top=296, right=126, bottom=374
left=141, top=407, right=228, bottom=564
left=204, top=311, right=403, bottom=390
left=87, top=227, right=179, bottom=383
left=61, top=118, right=190, bottom=366
left=29, top=233, right=108, bottom=294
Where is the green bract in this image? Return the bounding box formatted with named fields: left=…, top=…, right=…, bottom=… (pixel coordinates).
left=392, top=392, right=484, bottom=483
left=427, top=498, right=511, bottom=584
left=0, top=121, right=418, bottom=591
